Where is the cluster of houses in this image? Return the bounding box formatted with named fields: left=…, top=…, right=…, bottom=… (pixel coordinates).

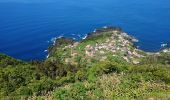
left=63, top=42, right=79, bottom=49
left=62, top=30, right=144, bottom=64
left=84, top=31, right=143, bottom=64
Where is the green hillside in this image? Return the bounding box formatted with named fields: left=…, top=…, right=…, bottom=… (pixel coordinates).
left=0, top=27, right=170, bottom=100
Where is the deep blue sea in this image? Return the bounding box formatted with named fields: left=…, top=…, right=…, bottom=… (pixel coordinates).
left=0, top=0, right=170, bottom=61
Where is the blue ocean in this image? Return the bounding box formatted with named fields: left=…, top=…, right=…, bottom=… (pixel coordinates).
left=0, top=0, right=170, bottom=61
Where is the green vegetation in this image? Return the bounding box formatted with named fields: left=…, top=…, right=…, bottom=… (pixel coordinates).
left=0, top=27, right=170, bottom=99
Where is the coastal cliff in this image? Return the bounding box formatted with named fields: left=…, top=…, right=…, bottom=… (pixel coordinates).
left=0, top=27, right=170, bottom=99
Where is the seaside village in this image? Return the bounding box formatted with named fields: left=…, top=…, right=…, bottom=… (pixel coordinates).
left=61, top=28, right=145, bottom=65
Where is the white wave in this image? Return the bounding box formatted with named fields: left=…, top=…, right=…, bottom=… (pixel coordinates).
left=51, top=37, right=57, bottom=42
left=51, top=37, right=57, bottom=45
left=93, top=29, right=96, bottom=32
left=50, top=35, right=64, bottom=45
left=46, top=54, right=49, bottom=58
left=103, top=26, right=108, bottom=29
left=82, top=34, right=87, bottom=40
left=44, top=50, right=48, bottom=52
left=161, top=43, right=168, bottom=47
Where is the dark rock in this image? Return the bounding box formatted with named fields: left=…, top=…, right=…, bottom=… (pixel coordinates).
left=54, top=37, right=75, bottom=47
left=86, top=27, right=122, bottom=39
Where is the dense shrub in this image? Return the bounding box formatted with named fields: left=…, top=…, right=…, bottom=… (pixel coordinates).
left=54, top=82, right=90, bottom=100
left=0, top=54, right=24, bottom=68
left=130, top=64, right=170, bottom=83
left=0, top=50, right=170, bottom=99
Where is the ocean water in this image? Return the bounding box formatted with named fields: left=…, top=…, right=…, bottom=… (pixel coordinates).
left=0, top=0, right=170, bottom=61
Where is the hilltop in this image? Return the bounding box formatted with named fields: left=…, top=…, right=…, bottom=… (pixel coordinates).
left=0, top=27, right=170, bottom=99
